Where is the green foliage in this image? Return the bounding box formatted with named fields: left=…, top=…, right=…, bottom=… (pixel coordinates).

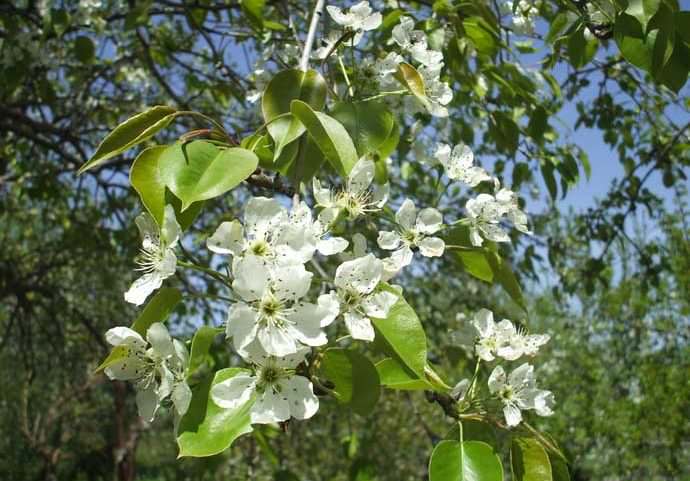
left=429, top=440, right=504, bottom=481
left=319, top=348, right=381, bottom=416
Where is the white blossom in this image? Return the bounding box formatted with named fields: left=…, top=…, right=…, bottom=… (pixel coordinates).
left=211, top=344, right=319, bottom=424
left=502, top=0, right=538, bottom=35
left=495, top=188, right=532, bottom=235
left=377, top=199, right=445, bottom=276
left=419, top=66, right=452, bottom=117
left=332, top=254, right=398, bottom=341
left=465, top=193, right=511, bottom=247
left=313, top=158, right=389, bottom=223
left=392, top=16, right=426, bottom=51
left=451, top=378, right=470, bottom=402
left=434, top=143, right=492, bottom=187
left=104, top=323, right=191, bottom=421
left=314, top=29, right=344, bottom=59
left=227, top=256, right=339, bottom=357
left=373, top=52, right=405, bottom=88
left=326, top=1, right=382, bottom=46
left=124, top=205, right=179, bottom=306
left=488, top=363, right=555, bottom=427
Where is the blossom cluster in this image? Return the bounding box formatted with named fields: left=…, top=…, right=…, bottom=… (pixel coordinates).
left=452, top=308, right=554, bottom=427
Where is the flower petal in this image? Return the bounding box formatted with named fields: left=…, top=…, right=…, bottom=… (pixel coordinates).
left=251, top=388, right=290, bottom=424
left=172, top=381, right=192, bottom=416
left=334, top=254, right=382, bottom=294
left=211, top=374, right=256, bottom=409
left=136, top=384, right=160, bottom=422
left=232, top=255, right=270, bottom=301
left=146, top=322, right=175, bottom=358
left=418, top=236, right=445, bottom=257
left=207, top=220, right=244, bottom=256
left=317, top=236, right=349, bottom=256
left=503, top=402, right=522, bottom=427
left=361, top=291, right=398, bottom=318
left=377, top=231, right=402, bottom=250
left=271, top=264, right=313, bottom=301
left=487, top=365, right=506, bottom=394
left=343, top=312, right=375, bottom=341
left=347, top=158, right=375, bottom=194
left=244, top=197, right=287, bottom=239
left=283, top=376, right=319, bottom=420
left=124, top=272, right=164, bottom=306
left=258, top=325, right=298, bottom=357
left=161, top=204, right=181, bottom=248
left=227, top=303, right=259, bottom=353
left=395, top=199, right=417, bottom=229
left=416, top=207, right=443, bottom=234
left=105, top=326, right=145, bottom=348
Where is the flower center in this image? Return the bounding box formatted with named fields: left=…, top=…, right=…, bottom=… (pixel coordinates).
left=249, top=239, right=270, bottom=257
left=135, top=240, right=164, bottom=273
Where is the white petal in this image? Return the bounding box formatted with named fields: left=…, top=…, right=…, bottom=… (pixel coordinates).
left=156, top=364, right=174, bottom=400
left=172, top=381, right=192, bottom=416
left=283, top=376, right=319, bottom=420
left=418, top=237, right=445, bottom=257
left=232, top=255, right=270, bottom=301
left=334, top=254, right=382, bottom=295
left=207, top=220, right=244, bottom=256
left=244, top=197, right=287, bottom=239
left=124, top=272, right=163, bottom=306
left=377, top=231, right=402, bottom=250
left=288, top=303, right=328, bottom=346
left=317, top=236, right=349, bottom=255
left=105, top=327, right=145, bottom=348
left=509, top=363, right=535, bottom=387
left=473, top=308, right=495, bottom=338
left=395, top=199, right=417, bottom=229
left=359, top=11, right=382, bottom=31
left=227, top=303, right=259, bottom=352
left=503, top=403, right=522, bottom=427
left=275, top=226, right=317, bottom=265
left=326, top=5, right=352, bottom=26
left=211, top=374, right=256, bottom=409
left=161, top=204, right=181, bottom=247
left=451, top=378, right=470, bottom=401
left=146, top=322, right=175, bottom=358
left=273, top=345, right=311, bottom=369
left=157, top=249, right=177, bottom=278
left=317, top=291, right=341, bottom=326
left=351, top=233, right=368, bottom=258
left=271, top=264, right=313, bottom=301
left=104, top=357, right=147, bottom=381
left=347, top=158, right=375, bottom=194
left=136, top=384, right=160, bottom=422
left=391, top=246, right=414, bottom=268
left=416, top=208, right=443, bottom=234
left=487, top=365, right=506, bottom=394
left=312, top=178, right=334, bottom=207
left=481, top=223, right=511, bottom=243
left=258, top=326, right=298, bottom=357
left=469, top=227, right=484, bottom=247
left=371, top=182, right=389, bottom=207
left=135, top=212, right=159, bottom=244
left=343, top=312, right=375, bottom=341
left=533, top=390, right=555, bottom=417
left=361, top=291, right=398, bottom=318
left=251, top=388, right=290, bottom=424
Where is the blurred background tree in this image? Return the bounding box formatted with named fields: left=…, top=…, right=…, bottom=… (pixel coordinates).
left=0, top=0, right=688, bottom=480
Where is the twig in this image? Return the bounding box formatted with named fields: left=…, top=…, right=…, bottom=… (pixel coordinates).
left=299, top=0, right=326, bottom=71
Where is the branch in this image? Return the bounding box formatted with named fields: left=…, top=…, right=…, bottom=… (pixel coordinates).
left=299, top=0, right=326, bottom=71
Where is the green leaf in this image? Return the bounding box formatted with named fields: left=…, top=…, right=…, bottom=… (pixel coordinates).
left=319, top=348, right=380, bottom=416
left=492, top=112, right=519, bottom=155
left=395, top=63, right=430, bottom=109
left=188, top=326, right=223, bottom=375
left=486, top=250, right=526, bottom=311
left=657, top=38, right=690, bottom=92
left=528, top=107, right=548, bottom=142
left=675, top=12, right=690, bottom=44
left=160, top=141, right=258, bottom=210
left=331, top=101, right=394, bottom=156
left=463, top=17, right=499, bottom=57
left=290, top=100, right=358, bottom=176
left=130, top=145, right=167, bottom=225
left=445, top=421, right=497, bottom=446
left=73, top=35, right=95, bottom=63
left=624, top=0, right=660, bottom=32
left=130, top=287, right=182, bottom=336
left=78, top=105, right=177, bottom=173
left=262, top=69, right=327, bottom=159
left=370, top=285, right=427, bottom=379
left=429, top=440, right=503, bottom=481
left=511, top=437, right=553, bottom=481
left=284, top=133, right=325, bottom=185
left=541, top=161, right=558, bottom=201
left=375, top=358, right=434, bottom=390
left=549, top=453, right=570, bottom=481
left=546, top=12, right=572, bottom=43
left=614, top=13, right=656, bottom=71
left=177, top=368, right=254, bottom=457
left=567, top=27, right=598, bottom=68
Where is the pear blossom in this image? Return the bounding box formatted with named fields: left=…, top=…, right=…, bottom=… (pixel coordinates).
left=419, top=66, right=453, bottom=117
left=501, top=0, right=538, bottom=35
left=465, top=193, right=511, bottom=247
left=211, top=344, right=319, bottom=424
left=471, top=308, right=517, bottom=361
left=377, top=199, right=445, bottom=275
left=313, top=158, right=389, bottom=223
left=488, top=363, right=555, bottom=427
left=434, top=143, right=492, bottom=187
left=279, top=201, right=349, bottom=258
left=451, top=378, right=470, bottom=402
left=104, top=323, right=191, bottom=421
left=495, top=188, right=532, bottom=235
left=332, top=254, right=399, bottom=341
left=227, top=256, right=339, bottom=357
left=373, top=52, right=405, bottom=88
left=326, top=1, right=382, bottom=46
left=207, top=197, right=291, bottom=264
left=392, top=16, right=426, bottom=51
left=125, top=205, right=180, bottom=306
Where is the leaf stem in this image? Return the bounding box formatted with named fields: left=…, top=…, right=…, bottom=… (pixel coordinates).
left=178, top=260, right=232, bottom=286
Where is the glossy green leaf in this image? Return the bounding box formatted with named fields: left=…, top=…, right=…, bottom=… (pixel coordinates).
left=78, top=105, right=176, bottom=173
left=188, top=326, right=223, bottom=375
left=319, top=348, right=380, bottom=416
left=614, top=14, right=656, bottom=71
left=262, top=69, right=327, bottom=159
left=486, top=250, right=526, bottom=311
left=549, top=453, right=570, bottom=481
left=73, top=35, right=95, bottom=63
left=395, top=63, right=430, bottom=109
left=445, top=421, right=497, bottom=446
left=444, top=226, right=494, bottom=283
left=624, top=0, right=660, bottom=32
left=290, top=100, right=358, bottom=176
left=130, top=287, right=182, bottom=336
left=511, top=437, right=553, bottom=481
left=657, top=38, right=690, bottom=93
left=284, top=133, right=325, bottom=185
left=331, top=101, right=394, bottom=156
left=160, top=141, right=258, bottom=210
left=429, top=440, right=503, bottom=481
left=463, top=17, right=499, bottom=57
left=130, top=145, right=167, bottom=225
left=95, top=345, right=129, bottom=372
left=375, top=358, right=434, bottom=390
left=177, top=368, right=254, bottom=457
left=370, top=285, right=427, bottom=378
